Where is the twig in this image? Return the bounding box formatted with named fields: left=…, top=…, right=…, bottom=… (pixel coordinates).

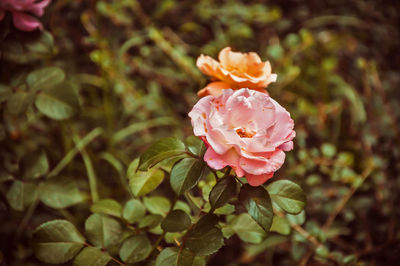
left=323, top=162, right=374, bottom=230
left=298, top=249, right=313, bottom=266
left=110, top=256, right=126, bottom=266
left=131, top=2, right=203, bottom=84
left=47, top=127, right=103, bottom=178
left=73, top=134, right=100, bottom=203
left=15, top=198, right=39, bottom=239
left=235, top=176, right=245, bottom=186
left=275, top=211, right=341, bottom=264
left=276, top=211, right=322, bottom=248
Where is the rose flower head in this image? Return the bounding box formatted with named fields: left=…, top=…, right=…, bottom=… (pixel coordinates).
left=0, top=0, right=51, bottom=32
left=189, top=88, right=295, bottom=186
left=196, top=47, right=277, bottom=97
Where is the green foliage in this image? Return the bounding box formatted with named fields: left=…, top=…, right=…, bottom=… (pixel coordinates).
left=85, top=213, right=122, bottom=248
left=73, top=247, right=111, bottom=266
left=267, top=180, right=306, bottom=214
left=228, top=213, right=266, bottom=244
left=39, top=178, right=84, bottom=209
left=119, top=235, right=152, bottom=263
left=170, top=158, right=205, bottom=195
left=139, top=137, right=186, bottom=170
left=32, top=220, right=85, bottom=264
left=184, top=214, right=224, bottom=256
left=6, top=180, right=37, bottom=211
left=156, top=247, right=205, bottom=266
left=239, top=184, right=274, bottom=232
left=90, top=199, right=122, bottom=218
left=21, top=150, right=49, bottom=179
left=161, top=210, right=191, bottom=232
left=143, top=196, right=171, bottom=217
left=26, top=67, right=65, bottom=91
left=123, top=199, right=146, bottom=223
left=129, top=167, right=165, bottom=197
left=186, top=136, right=206, bottom=156
left=35, top=81, right=79, bottom=120
left=209, top=176, right=237, bottom=211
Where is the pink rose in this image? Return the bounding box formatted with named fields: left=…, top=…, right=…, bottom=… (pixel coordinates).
left=189, top=88, right=295, bottom=186
left=0, top=0, right=51, bottom=31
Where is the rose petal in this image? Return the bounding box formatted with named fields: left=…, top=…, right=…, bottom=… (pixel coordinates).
left=29, top=0, right=51, bottom=17
left=0, top=10, right=5, bottom=21
left=12, top=11, right=42, bottom=31
left=278, top=141, right=294, bottom=151
left=239, top=149, right=285, bottom=175
left=197, top=81, right=232, bottom=97
left=204, top=147, right=244, bottom=177
left=196, top=54, right=220, bottom=78
left=245, top=172, right=274, bottom=186
left=197, top=46, right=277, bottom=89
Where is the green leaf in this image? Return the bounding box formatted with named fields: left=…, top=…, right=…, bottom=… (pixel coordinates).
left=270, top=215, right=291, bottom=235
left=138, top=214, right=163, bottom=229
left=35, top=81, right=79, bottom=120
left=239, top=184, right=273, bottom=232
left=156, top=247, right=205, bottom=266
left=267, top=180, right=306, bottom=214
left=127, top=158, right=139, bottom=173
left=6, top=91, right=35, bottom=115
left=73, top=247, right=111, bottom=266
left=185, top=214, right=224, bottom=256
left=186, top=136, right=206, bottom=156
left=119, top=235, right=152, bottom=263
left=157, top=155, right=187, bottom=173
left=315, top=245, right=330, bottom=259
left=39, top=178, right=84, bottom=209
left=85, top=213, right=122, bottom=248
left=0, top=84, right=12, bottom=103
left=123, top=199, right=146, bottom=223
left=6, top=180, right=37, bottom=211
left=27, top=67, right=65, bottom=91
left=170, top=158, right=205, bottom=195
left=25, top=31, right=55, bottom=55
left=246, top=235, right=288, bottom=257
left=139, top=137, right=186, bottom=170
left=129, top=168, right=164, bottom=197
left=229, top=213, right=266, bottom=244
left=173, top=200, right=191, bottom=214
left=143, top=196, right=171, bottom=217
left=321, top=143, right=337, bottom=158
left=214, top=203, right=235, bottom=215
left=33, top=220, right=85, bottom=264
left=0, top=171, right=13, bottom=183
left=161, top=210, right=191, bottom=232
left=287, top=210, right=306, bottom=225
left=209, top=176, right=236, bottom=211
left=90, top=199, right=122, bottom=218
left=21, top=150, right=49, bottom=179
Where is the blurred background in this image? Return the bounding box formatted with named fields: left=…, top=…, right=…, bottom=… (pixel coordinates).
left=1, top=0, right=400, bottom=265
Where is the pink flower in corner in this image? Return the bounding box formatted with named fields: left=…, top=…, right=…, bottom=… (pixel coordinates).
left=0, top=0, right=51, bottom=31
left=189, top=88, right=295, bottom=186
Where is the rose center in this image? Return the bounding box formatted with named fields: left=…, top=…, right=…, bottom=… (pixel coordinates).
left=236, top=128, right=256, bottom=138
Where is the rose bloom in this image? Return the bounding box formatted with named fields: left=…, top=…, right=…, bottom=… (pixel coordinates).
left=189, top=88, right=295, bottom=186
left=0, top=0, right=51, bottom=31
left=196, top=47, right=277, bottom=97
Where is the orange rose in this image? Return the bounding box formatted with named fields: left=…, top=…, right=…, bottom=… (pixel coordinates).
left=196, top=47, right=277, bottom=96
